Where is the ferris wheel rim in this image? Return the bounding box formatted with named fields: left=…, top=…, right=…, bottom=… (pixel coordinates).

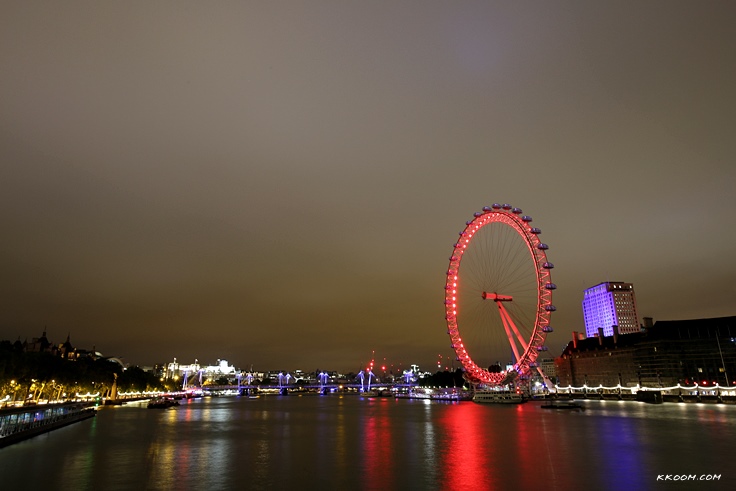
left=444, top=205, right=554, bottom=386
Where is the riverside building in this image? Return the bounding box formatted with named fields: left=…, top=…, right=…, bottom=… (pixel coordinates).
left=555, top=316, right=736, bottom=388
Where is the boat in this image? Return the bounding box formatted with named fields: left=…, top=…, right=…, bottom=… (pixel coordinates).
left=541, top=400, right=585, bottom=410
left=473, top=390, right=526, bottom=404
left=636, top=390, right=663, bottom=404
left=147, top=397, right=179, bottom=409
left=1, top=402, right=96, bottom=448
left=394, top=388, right=472, bottom=401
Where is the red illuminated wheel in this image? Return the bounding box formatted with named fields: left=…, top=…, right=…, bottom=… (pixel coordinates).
left=444, top=204, right=555, bottom=386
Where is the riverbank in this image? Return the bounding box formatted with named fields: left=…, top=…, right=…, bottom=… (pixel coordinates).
left=548, top=392, right=736, bottom=405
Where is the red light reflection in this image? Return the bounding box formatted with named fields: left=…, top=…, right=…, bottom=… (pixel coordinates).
left=438, top=403, right=497, bottom=490
left=362, top=399, right=394, bottom=488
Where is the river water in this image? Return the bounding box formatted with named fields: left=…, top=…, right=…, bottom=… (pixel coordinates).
left=1, top=395, right=734, bottom=490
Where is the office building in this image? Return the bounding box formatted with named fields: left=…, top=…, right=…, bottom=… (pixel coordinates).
left=582, top=281, right=640, bottom=338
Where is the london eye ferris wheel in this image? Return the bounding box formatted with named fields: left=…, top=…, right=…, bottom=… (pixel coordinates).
left=444, top=204, right=555, bottom=386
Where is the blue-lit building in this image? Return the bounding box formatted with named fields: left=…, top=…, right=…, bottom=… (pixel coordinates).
left=582, top=282, right=640, bottom=338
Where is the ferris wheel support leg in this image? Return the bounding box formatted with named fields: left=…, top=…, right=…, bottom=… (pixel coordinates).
left=497, top=301, right=529, bottom=352
left=497, top=303, right=522, bottom=363
left=536, top=367, right=556, bottom=393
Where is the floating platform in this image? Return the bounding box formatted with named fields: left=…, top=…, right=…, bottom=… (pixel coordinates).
left=541, top=400, right=585, bottom=410
left=0, top=402, right=96, bottom=448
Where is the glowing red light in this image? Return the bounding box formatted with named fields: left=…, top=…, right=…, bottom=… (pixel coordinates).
left=444, top=206, right=553, bottom=387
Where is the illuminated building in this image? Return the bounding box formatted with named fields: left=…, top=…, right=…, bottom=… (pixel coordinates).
left=203, top=359, right=237, bottom=377
left=165, top=358, right=241, bottom=383
left=582, top=282, right=640, bottom=338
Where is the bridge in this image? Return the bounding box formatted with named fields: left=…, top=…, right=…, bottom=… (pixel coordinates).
left=175, top=369, right=419, bottom=395
left=198, top=383, right=416, bottom=395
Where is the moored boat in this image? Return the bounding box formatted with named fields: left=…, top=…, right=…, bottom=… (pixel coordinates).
left=541, top=400, right=584, bottom=410
left=0, top=402, right=96, bottom=448
left=473, top=390, right=526, bottom=404
left=147, top=397, right=179, bottom=409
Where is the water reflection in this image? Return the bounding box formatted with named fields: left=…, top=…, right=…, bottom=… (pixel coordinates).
left=421, top=402, right=438, bottom=485
left=596, top=417, right=647, bottom=491
left=59, top=417, right=97, bottom=488
left=515, top=405, right=543, bottom=491
left=439, top=402, right=495, bottom=489
left=362, top=398, right=394, bottom=488
left=319, top=397, right=348, bottom=484
left=2, top=397, right=735, bottom=490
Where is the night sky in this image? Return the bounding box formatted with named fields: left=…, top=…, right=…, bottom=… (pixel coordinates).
left=2, top=2, right=735, bottom=372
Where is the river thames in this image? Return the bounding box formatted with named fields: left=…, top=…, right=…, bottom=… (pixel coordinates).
left=1, top=395, right=734, bottom=490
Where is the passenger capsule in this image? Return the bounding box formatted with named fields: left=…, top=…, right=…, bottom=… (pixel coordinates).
left=537, top=243, right=549, bottom=250
left=482, top=206, right=492, bottom=212
left=521, top=215, right=533, bottom=222
left=530, top=227, right=541, bottom=234
left=544, top=283, right=557, bottom=290
left=529, top=362, right=539, bottom=368
left=543, top=262, right=554, bottom=269
left=545, top=305, right=557, bottom=312
left=536, top=346, right=549, bottom=352
left=492, top=203, right=502, bottom=209
left=542, top=326, right=554, bottom=332
left=466, top=220, right=473, bottom=225
left=474, top=212, right=482, bottom=217
left=502, top=203, right=512, bottom=210
left=512, top=207, right=522, bottom=214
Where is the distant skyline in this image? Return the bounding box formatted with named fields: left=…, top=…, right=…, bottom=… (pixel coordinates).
left=2, top=2, right=735, bottom=371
